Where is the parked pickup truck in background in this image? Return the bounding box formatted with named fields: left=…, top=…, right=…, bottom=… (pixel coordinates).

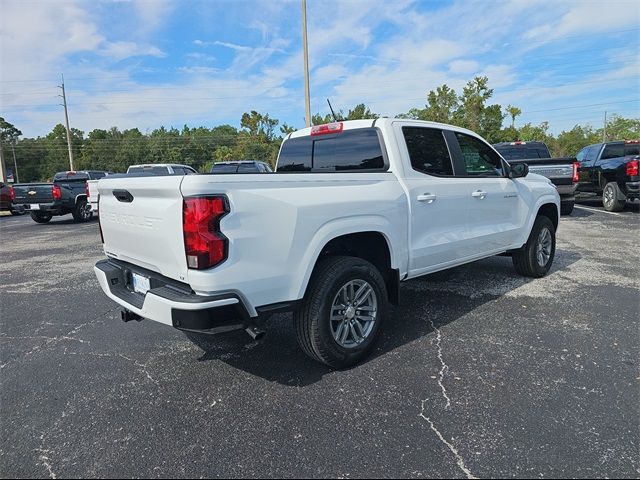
left=95, top=119, right=560, bottom=368
left=210, top=160, right=273, bottom=174
left=575, top=140, right=639, bottom=212
left=126, top=164, right=198, bottom=175
left=493, top=141, right=578, bottom=215
left=12, top=170, right=109, bottom=223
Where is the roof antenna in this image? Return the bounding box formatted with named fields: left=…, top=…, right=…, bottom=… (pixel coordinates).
left=327, top=98, right=340, bottom=122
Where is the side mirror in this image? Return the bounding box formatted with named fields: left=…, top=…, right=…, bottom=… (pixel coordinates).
left=509, top=163, right=529, bottom=179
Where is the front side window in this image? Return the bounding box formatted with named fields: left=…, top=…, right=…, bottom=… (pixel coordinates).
left=402, top=127, right=454, bottom=176
left=455, top=132, right=503, bottom=176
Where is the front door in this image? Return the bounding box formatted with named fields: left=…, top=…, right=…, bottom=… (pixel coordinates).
left=450, top=131, right=523, bottom=253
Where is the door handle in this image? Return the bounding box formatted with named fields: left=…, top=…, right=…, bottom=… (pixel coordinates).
left=417, top=193, right=437, bottom=203
left=471, top=190, right=487, bottom=199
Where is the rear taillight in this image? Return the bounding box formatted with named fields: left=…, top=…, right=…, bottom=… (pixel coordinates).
left=183, top=196, right=229, bottom=269
left=626, top=159, right=639, bottom=177
left=9, top=186, right=14, bottom=201
left=572, top=161, right=579, bottom=183
left=85, top=181, right=90, bottom=198
left=52, top=184, right=62, bottom=200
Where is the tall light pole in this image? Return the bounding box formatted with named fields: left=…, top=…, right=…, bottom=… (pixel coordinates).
left=58, top=74, right=75, bottom=171
left=301, top=0, right=311, bottom=127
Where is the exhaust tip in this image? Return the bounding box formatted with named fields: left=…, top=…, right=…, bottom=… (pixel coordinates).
left=245, top=325, right=265, bottom=341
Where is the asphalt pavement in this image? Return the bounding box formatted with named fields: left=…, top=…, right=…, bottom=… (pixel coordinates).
left=1, top=199, right=638, bottom=478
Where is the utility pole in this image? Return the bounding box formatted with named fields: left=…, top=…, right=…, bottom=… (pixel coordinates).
left=58, top=74, right=75, bottom=171
left=301, top=0, right=311, bottom=127
left=11, top=143, right=19, bottom=183
left=0, top=135, right=5, bottom=182
left=602, top=111, right=607, bottom=143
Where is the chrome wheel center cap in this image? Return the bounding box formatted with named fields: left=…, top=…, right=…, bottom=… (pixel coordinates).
left=345, top=306, right=356, bottom=320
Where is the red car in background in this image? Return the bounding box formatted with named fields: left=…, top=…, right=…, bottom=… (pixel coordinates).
left=0, top=182, right=25, bottom=215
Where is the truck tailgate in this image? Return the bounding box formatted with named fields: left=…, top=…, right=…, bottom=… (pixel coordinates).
left=98, top=176, right=189, bottom=282
left=12, top=184, right=53, bottom=204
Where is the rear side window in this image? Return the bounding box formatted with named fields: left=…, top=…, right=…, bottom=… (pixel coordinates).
left=402, top=127, right=453, bottom=176
left=277, top=128, right=385, bottom=172
left=601, top=143, right=624, bottom=160
left=455, top=133, right=503, bottom=176
left=625, top=144, right=640, bottom=156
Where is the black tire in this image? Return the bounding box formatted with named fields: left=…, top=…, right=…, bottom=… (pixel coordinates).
left=512, top=215, right=556, bottom=278
left=602, top=182, right=625, bottom=212
left=30, top=212, right=52, bottom=224
left=294, top=256, right=388, bottom=369
left=72, top=199, right=93, bottom=222
left=560, top=201, right=574, bottom=216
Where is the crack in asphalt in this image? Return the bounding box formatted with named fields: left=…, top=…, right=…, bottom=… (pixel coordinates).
left=0, top=307, right=117, bottom=370
left=419, top=400, right=477, bottom=480
left=429, top=318, right=451, bottom=409
left=418, top=318, right=477, bottom=479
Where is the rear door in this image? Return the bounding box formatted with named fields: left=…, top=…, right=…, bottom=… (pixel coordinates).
left=396, top=125, right=471, bottom=273
left=98, top=175, right=189, bottom=282
left=450, top=132, right=523, bottom=252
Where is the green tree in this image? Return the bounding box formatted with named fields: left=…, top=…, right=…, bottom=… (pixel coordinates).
left=506, top=105, right=522, bottom=128
left=455, top=76, right=505, bottom=142
left=599, top=114, right=640, bottom=141
left=345, top=103, right=379, bottom=120
left=425, top=85, right=458, bottom=123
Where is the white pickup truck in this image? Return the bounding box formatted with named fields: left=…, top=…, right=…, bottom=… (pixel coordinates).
left=94, top=119, right=560, bottom=368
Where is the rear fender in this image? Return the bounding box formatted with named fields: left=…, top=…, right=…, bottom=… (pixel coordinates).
left=293, top=216, right=403, bottom=301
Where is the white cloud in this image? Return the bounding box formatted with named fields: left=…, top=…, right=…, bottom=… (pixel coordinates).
left=100, top=41, right=166, bottom=60
left=448, top=60, right=480, bottom=75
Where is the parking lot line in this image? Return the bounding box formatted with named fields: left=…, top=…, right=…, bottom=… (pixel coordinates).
left=574, top=205, right=622, bottom=216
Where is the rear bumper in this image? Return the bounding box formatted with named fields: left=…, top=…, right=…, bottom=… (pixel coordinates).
left=554, top=183, right=577, bottom=198
left=625, top=181, right=639, bottom=198
left=94, top=259, right=254, bottom=333
left=21, top=202, right=63, bottom=214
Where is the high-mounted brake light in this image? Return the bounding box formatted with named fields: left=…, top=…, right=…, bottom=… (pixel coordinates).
left=183, top=196, right=229, bottom=270
left=624, top=140, right=639, bottom=144
left=572, top=161, right=579, bottom=183
left=626, top=159, right=639, bottom=177
left=310, top=122, right=343, bottom=136
left=9, top=186, right=14, bottom=202
left=510, top=141, right=526, bottom=145
left=52, top=184, right=62, bottom=200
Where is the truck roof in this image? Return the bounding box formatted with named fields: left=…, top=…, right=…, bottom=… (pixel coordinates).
left=287, top=118, right=486, bottom=140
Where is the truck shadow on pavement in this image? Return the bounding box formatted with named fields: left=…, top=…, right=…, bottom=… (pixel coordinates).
left=185, top=249, right=582, bottom=387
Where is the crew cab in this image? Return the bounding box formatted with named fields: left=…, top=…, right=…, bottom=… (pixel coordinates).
left=575, top=140, right=639, bottom=211
left=94, top=119, right=560, bottom=368
left=13, top=170, right=109, bottom=223
left=493, top=141, right=578, bottom=215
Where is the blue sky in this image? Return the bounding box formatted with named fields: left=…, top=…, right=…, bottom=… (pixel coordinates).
left=1, top=0, right=639, bottom=138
